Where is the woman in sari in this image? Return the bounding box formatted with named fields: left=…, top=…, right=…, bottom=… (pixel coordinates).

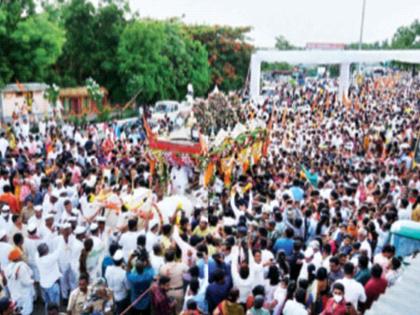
left=213, top=288, right=244, bottom=315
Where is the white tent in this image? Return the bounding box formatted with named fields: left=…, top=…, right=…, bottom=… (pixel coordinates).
left=249, top=49, right=420, bottom=100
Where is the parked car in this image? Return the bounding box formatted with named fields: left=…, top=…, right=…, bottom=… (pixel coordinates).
left=151, top=100, right=191, bottom=126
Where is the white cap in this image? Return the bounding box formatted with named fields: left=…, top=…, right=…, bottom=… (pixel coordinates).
left=304, top=247, right=314, bottom=259
left=262, top=204, right=271, bottom=214
left=149, top=218, right=159, bottom=229
left=67, top=216, right=77, bottom=222
left=309, top=240, right=320, bottom=250
left=27, top=222, right=37, bottom=233
left=112, top=249, right=124, bottom=261
left=71, top=209, right=79, bottom=216
left=90, top=223, right=98, bottom=231
left=0, top=229, right=7, bottom=240
left=96, top=216, right=106, bottom=222
left=34, top=205, right=43, bottom=212
left=1, top=205, right=10, bottom=212
left=74, top=226, right=86, bottom=235
left=200, top=216, right=208, bottom=223
left=61, top=222, right=71, bottom=229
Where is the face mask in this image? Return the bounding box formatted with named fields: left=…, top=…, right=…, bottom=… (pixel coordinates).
left=333, top=294, right=343, bottom=303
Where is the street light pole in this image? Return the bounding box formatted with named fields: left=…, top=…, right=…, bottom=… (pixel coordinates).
left=358, top=0, right=367, bottom=72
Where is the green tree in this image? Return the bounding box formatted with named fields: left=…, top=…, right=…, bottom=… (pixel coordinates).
left=275, top=35, right=294, bottom=50
left=186, top=25, right=254, bottom=92
left=10, top=14, right=65, bottom=82
left=118, top=20, right=172, bottom=103
left=118, top=20, right=210, bottom=103
left=90, top=2, right=127, bottom=102
left=0, top=0, right=37, bottom=86
left=55, top=0, right=96, bottom=86
left=391, top=19, right=420, bottom=49
left=0, top=9, right=10, bottom=86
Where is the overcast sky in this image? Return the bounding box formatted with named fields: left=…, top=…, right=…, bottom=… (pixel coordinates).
left=129, top=0, right=420, bottom=47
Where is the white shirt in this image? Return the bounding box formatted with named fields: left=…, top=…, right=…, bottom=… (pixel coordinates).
left=261, top=249, right=275, bottom=265
left=105, top=265, right=129, bottom=302
left=336, top=277, right=366, bottom=309
left=283, top=299, right=308, bottom=315
left=119, top=230, right=141, bottom=261
left=0, top=137, right=9, bottom=158
left=5, top=261, right=34, bottom=300
left=0, top=241, right=13, bottom=268
left=150, top=253, right=165, bottom=274
left=360, top=239, right=372, bottom=259
left=36, top=248, right=62, bottom=288
left=24, top=236, right=43, bottom=266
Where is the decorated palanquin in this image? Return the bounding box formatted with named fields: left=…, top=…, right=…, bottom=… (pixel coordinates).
left=143, top=115, right=270, bottom=188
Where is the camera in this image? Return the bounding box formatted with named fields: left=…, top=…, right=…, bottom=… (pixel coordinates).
left=133, top=246, right=148, bottom=262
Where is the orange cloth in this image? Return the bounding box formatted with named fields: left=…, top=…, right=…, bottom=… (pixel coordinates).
left=0, top=193, right=20, bottom=214
left=8, top=247, right=22, bottom=262
left=347, top=226, right=358, bottom=239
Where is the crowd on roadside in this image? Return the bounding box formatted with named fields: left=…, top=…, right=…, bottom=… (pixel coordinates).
left=0, top=71, right=419, bottom=315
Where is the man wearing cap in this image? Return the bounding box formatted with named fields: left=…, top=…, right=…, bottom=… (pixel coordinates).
left=57, top=223, right=77, bottom=302
left=192, top=216, right=210, bottom=238
left=4, top=248, right=34, bottom=315
left=27, top=205, right=44, bottom=227
left=104, top=249, right=129, bottom=314
left=23, top=221, right=42, bottom=288
left=70, top=226, right=85, bottom=283
left=41, top=191, right=59, bottom=219
left=42, top=212, right=59, bottom=250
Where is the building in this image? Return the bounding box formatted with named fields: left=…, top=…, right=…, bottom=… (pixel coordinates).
left=0, top=83, right=50, bottom=121
left=59, top=86, right=108, bottom=116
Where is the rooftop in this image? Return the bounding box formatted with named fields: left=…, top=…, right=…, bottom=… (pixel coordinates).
left=1, top=83, right=49, bottom=93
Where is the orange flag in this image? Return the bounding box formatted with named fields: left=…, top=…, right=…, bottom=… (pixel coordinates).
left=203, top=161, right=215, bottom=187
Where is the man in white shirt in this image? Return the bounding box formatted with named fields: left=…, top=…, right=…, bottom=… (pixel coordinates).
left=358, top=228, right=372, bottom=259
left=283, top=288, right=308, bottom=315
left=23, top=222, right=42, bottom=284
left=5, top=248, right=34, bottom=315
left=27, top=205, right=44, bottom=228
left=104, top=250, right=129, bottom=313
left=150, top=243, right=165, bottom=274
left=35, top=243, right=62, bottom=308
left=119, top=218, right=141, bottom=262
left=336, top=262, right=366, bottom=309
left=57, top=223, right=78, bottom=301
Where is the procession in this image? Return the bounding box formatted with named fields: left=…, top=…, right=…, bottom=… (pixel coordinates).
left=1, top=1, right=420, bottom=315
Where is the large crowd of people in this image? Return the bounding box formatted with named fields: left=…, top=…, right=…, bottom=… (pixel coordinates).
left=0, top=71, right=419, bottom=315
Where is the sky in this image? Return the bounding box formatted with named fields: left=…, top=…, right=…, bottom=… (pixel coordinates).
left=129, top=0, right=420, bottom=48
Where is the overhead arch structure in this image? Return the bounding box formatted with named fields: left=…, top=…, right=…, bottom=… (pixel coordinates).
left=249, top=49, right=420, bottom=100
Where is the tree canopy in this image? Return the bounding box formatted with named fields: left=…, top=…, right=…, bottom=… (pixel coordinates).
left=118, top=20, right=210, bottom=103
left=0, top=0, right=418, bottom=104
